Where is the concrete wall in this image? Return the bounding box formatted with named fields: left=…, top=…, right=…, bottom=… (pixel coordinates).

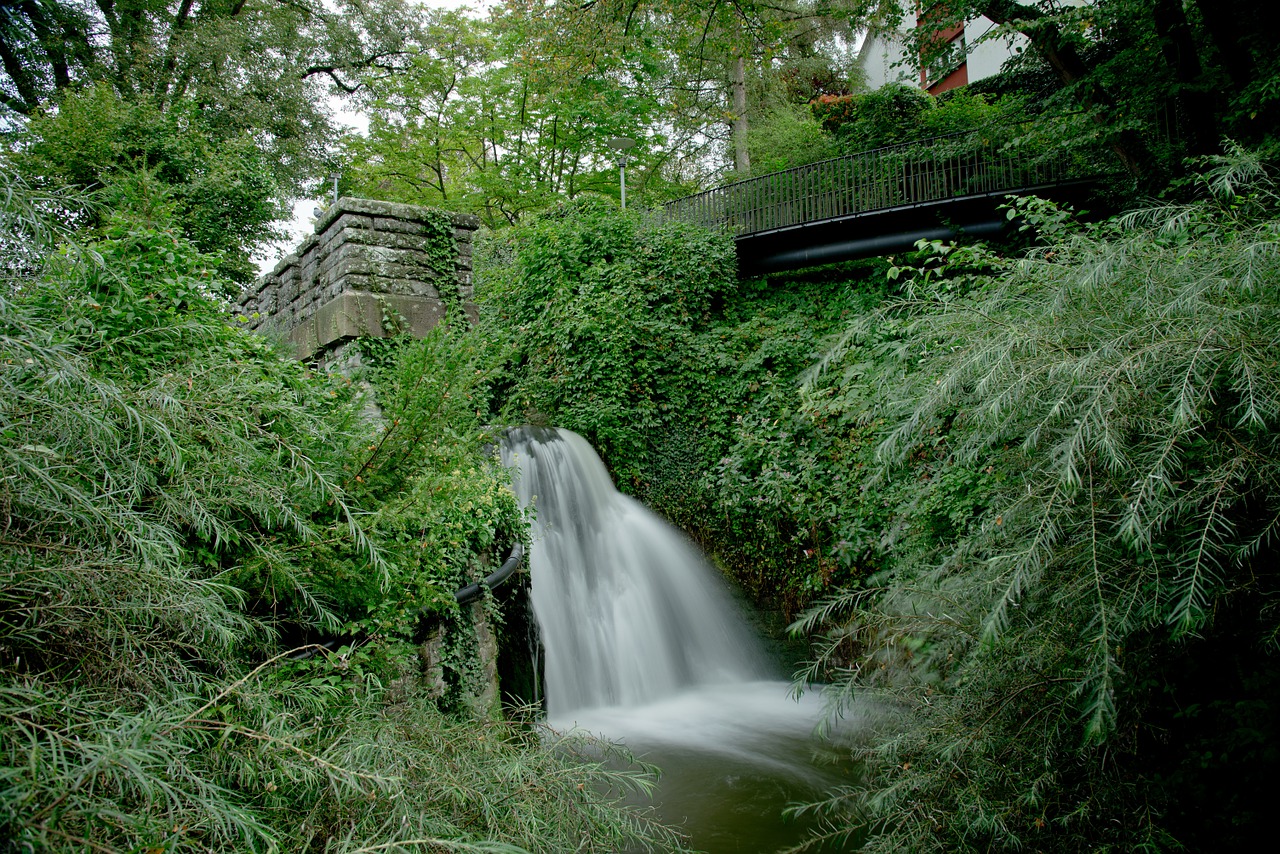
left=857, top=16, right=918, bottom=91
left=965, top=18, right=1024, bottom=82
left=239, top=197, right=480, bottom=361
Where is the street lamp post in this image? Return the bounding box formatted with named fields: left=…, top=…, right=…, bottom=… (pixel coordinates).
left=605, top=137, right=636, bottom=209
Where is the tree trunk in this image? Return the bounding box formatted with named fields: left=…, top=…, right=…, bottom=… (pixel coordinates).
left=1191, top=0, right=1255, bottom=92
left=1152, top=0, right=1218, bottom=157
left=0, top=37, right=38, bottom=114
left=731, top=52, right=750, bottom=175
left=1190, top=0, right=1280, bottom=142
left=978, top=0, right=1149, bottom=180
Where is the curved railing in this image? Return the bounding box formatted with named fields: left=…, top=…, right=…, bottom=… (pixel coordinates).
left=665, top=128, right=1095, bottom=237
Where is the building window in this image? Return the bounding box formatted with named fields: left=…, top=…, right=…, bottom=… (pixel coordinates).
left=917, top=2, right=969, bottom=93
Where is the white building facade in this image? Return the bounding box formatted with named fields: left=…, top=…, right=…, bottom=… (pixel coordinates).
left=857, top=3, right=1034, bottom=94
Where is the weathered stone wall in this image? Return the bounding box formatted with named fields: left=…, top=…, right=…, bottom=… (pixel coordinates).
left=239, top=197, right=479, bottom=360
left=240, top=197, right=510, bottom=712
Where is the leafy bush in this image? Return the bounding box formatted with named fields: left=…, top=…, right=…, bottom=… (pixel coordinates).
left=811, top=83, right=937, bottom=149
left=12, top=85, right=282, bottom=284
left=478, top=197, right=738, bottom=487
left=806, top=84, right=1116, bottom=193
left=745, top=103, right=838, bottom=175
left=0, top=171, right=686, bottom=853
left=788, top=151, right=1280, bottom=851
left=808, top=84, right=1037, bottom=153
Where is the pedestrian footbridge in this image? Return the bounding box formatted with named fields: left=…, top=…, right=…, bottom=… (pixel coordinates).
left=665, top=130, right=1108, bottom=274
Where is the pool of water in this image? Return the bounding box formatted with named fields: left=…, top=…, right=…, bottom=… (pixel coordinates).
left=554, top=681, right=864, bottom=853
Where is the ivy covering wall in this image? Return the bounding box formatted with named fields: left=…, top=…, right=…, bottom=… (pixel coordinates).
left=476, top=197, right=893, bottom=612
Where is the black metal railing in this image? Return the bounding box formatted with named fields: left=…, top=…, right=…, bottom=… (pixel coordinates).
left=665, top=129, right=1092, bottom=237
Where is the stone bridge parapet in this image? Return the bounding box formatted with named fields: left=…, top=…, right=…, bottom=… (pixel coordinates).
left=240, top=197, right=479, bottom=361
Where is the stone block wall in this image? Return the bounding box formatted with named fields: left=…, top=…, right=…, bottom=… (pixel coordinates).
left=238, top=197, right=509, bottom=712
left=239, top=197, right=480, bottom=360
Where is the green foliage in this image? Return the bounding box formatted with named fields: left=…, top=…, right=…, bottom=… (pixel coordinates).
left=0, top=0, right=426, bottom=159
left=479, top=197, right=738, bottom=483
left=264, top=679, right=687, bottom=853
left=345, top=5, right=679, bottom=225
left=811, top=83, right=935, bottom=148
left=745, top=102, right=838, bottom=175
left=420, top=210, right=463, bottom=285
left=1, top=655, right=684, bottom=853
left=478, top=199, right=894, bottom=610
left=787, top=151, right=1280, bottom=851
left=335, top=322, right=526, bottom=657
left=0, top=172, right=686, bottom=853
left=809, top=84, right=1045, bottom=155
left=346, top=0, right=876, bottom=211
left=898, top=0, right=1280, bottom=185
left=4, top=216, right=372, bottom=657
left=12, top=85, right=282, bottom=283
left=686, top=261, right=897, bottom=608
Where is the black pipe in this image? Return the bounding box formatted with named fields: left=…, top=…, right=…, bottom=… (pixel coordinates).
left=287, top=540, right=525, bottom=660
left=454, top=540, right=525, bottom=605
left=745, top=220, right=1006, bottom=273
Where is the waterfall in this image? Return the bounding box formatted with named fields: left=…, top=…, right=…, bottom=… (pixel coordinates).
left=501, top=427, right=858, bottom=852
left=501, top=426, right=772, bottom=718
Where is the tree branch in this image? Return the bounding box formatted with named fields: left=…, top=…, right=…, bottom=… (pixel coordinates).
left=0, top=37, right=38, bottom=114
left=977, top=0, right=1147, bottom=178
left=304, top=65, right=361, bottom=93
left=301, top=51, right=415, bottom=92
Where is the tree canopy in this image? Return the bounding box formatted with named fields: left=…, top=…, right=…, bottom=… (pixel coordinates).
left=1, top=0, right=437, bottom=277
left=891, top=0, right=1280, bottom=180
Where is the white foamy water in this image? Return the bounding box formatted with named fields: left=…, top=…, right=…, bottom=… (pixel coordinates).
left=501, top=428, right=833, bottom=762
left=502, top=428, right=862, bottom=852
left=502, top=427, right=775, bottom=715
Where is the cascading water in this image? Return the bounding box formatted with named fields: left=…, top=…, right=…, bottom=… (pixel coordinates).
left=502, top=426, right=772, bottom=715
left=502, top=427, right=858, bottom=853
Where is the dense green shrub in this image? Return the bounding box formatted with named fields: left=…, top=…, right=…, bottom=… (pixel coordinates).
left=808, top=84, right=1038, bottom=152
left=786, top=152, right=1280, bottom=851
left=478, top=197, right=739, bottom=488
left=744, top=102, right=838, bottom=176
left=0, top=171, right=685, bottom=853
left=811, top=83, right=937, bottom=148
left=477, top=199, right=892, bottom=611
left=806, top=84, right=1115, bottom=195
left=11, top=85, right=282, bottom=284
